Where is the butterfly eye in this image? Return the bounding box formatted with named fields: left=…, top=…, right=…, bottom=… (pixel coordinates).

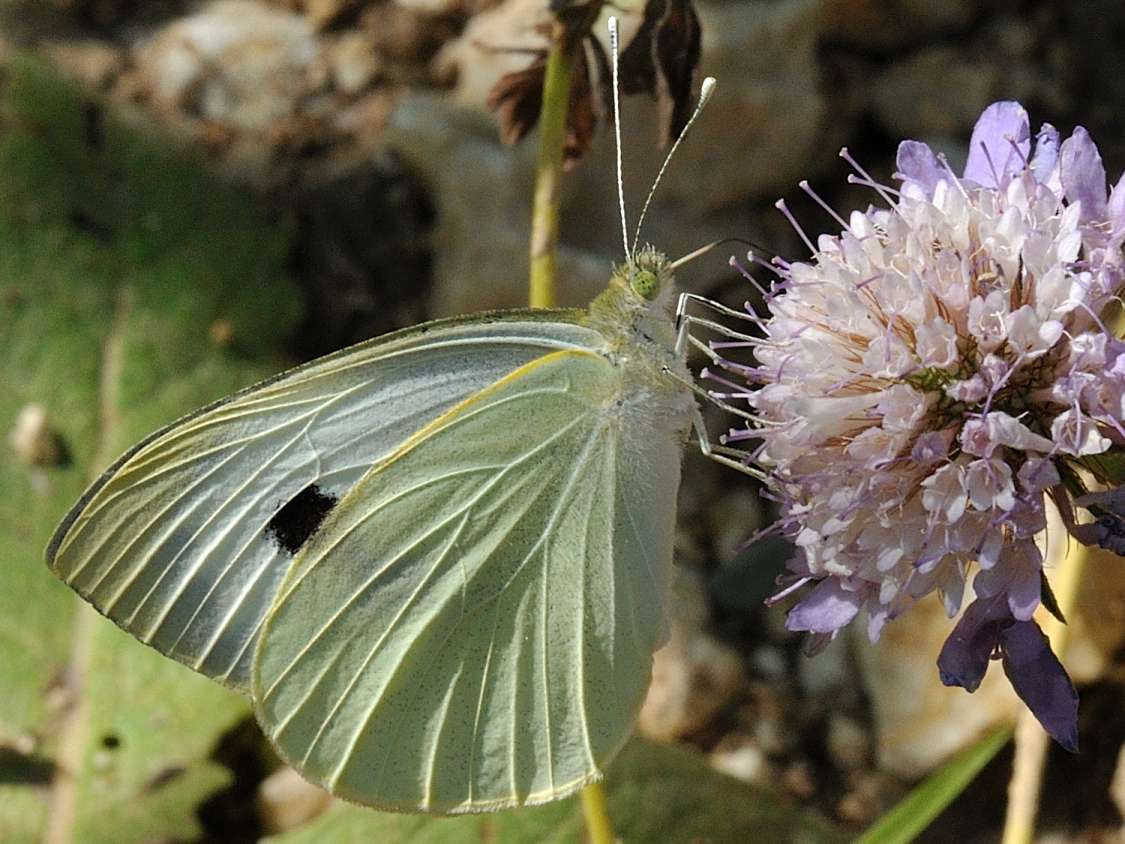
left=630, top=269, right=659, bottom=300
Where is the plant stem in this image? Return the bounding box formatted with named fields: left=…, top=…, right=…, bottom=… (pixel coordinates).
left=528, top=24, right=573, bottom=309
left=526, top=19, right=615, bottom=844
left=1000, top=531, right=1090, bottom=844
left=580, top=781, right=615, bottom=844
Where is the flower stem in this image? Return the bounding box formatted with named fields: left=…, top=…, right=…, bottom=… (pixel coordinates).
left=1000, top=534, right=1090, bottom=844
left=580, top=781, right=615, bottom=844
left=528, top=22, right=573, bottom=309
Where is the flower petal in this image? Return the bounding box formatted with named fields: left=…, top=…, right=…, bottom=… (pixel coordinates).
left=999, top=621, right=1079, bottom=752
left=1107, top=171, right=1125, bottom=237
left=1060, top=126, right=1108, bottom=223
left=963, top=101, right=1031, bottom=188
left=897, top=140, right=945, bottom=195
left=785, top=577, right=860, bottom=634
left=1030, top=123, right=1059, bottom=184
left=937, top=593, right=1011, bottom=693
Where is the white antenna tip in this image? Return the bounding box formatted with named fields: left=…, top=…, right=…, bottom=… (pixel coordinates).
left=700, top=77, right=717, bottom=104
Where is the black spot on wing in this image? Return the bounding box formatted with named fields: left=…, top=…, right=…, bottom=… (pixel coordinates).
left=265, top=484, right=338, bottom=554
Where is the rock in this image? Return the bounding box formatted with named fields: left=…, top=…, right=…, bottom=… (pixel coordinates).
left=287, top=154, right=434, bottom=357
left=328, top=31, right=381, bottom=95
left=387, top=1, right=780, bottom=321
left=8, top=404, right=65, bottom=467
left=135, top=0, right=322, bottom=133
left=826, top=713, right=870, bottom=771
left=361, top=2, right=451, bottom=64
left=637, top=569, right=746, bottom=742
left=436, top=0, right=832, bottom=215
left=650, top=0, right=831, bottom=210
left=855, top=593, right=1020, bottom=779
left=256, top=766, right=334, bottom=835
left=394, top=0, right=464, bottom=15
left=782, top=760, right=816, bottom=799
left=819, top=0, right=975, bottom=48
left=1065, top=542, right=1125, bottom=685
left=743, top=684, right=799, bottom=756
left=385, top=92, right=612, bottom=316
left=835, top=771, right=889, bottom=826
left=41, top=38, right=123, bottom=90
left=305, top=0, right=358, bottom=29
left=433, top=0, right=550, bottom=111
left=710, top=736, right=770, bottom=786
left=869, top=46, right=1001, bottom=139
left=748, top=645, right=788, bottom=682
left=796, top=632, right=851, bottom=698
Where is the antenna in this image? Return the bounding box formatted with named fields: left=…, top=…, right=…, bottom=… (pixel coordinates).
left=608, top=16, right=630, bottom=262
left=632, top=77, right=716, bottom=256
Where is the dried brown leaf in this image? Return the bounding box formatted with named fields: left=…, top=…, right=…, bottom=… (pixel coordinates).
left=618, top=0, right=701, bottom=145
left=486, top=58, right=546, bottom=147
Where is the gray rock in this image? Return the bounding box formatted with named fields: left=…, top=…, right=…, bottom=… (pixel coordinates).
left=328, top=31, right=382, bottom=95
left=135, top=1, right=322, bottom=133
left=637, top=570, right=747, bottom=742
left=256, top=766, right=334, bottom=835
left=855, top=594, right=1019, bottom=779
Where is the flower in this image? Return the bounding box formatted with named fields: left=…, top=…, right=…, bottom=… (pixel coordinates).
left=720, top=101, right=1125, bottom=750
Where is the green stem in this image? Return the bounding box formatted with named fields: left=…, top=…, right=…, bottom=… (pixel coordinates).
left=580, top=781, right=615, bottom=844
left=525, top=21, right=614, bottom=843
left=528, top=26, right=573, bottom=309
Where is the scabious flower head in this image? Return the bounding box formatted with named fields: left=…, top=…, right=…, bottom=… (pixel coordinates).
left=723, top=102, right=1125, bottom=751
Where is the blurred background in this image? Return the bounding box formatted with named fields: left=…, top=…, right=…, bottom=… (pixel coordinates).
left=1, top=0, right=1124, bottom=841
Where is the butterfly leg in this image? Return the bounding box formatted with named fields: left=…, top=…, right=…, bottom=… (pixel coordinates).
left=674, top=293, right=760, bottom=358
left=688, top=404, right=764, bottom=480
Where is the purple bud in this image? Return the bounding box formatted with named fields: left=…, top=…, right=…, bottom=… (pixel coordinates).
left=999, top=621, right=1079, bottom=752
left=937, top=593, right=1011, bottom=692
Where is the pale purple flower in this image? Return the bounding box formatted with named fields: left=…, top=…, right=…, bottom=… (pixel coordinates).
left=720, top=101, right=1125, bottom=749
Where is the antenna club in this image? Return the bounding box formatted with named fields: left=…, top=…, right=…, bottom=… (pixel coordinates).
left=700, top=77, right=717, bottom=102
left=838, top=146, right=849, bottom=158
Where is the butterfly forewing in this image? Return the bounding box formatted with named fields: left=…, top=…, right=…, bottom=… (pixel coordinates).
left=253, top=348, right=681, bottom=813
left=46, top=314, right=602, bottom=690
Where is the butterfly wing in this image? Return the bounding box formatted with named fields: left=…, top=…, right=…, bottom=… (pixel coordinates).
left=252, top=348, right=682, bottom=813
left=46, top=312, right=602, bottom=691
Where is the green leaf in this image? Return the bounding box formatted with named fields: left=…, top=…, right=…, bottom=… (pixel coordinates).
left=855, top=726, right=1012, bottom=844
left=1077, top=450, right=1125, bottom=486
left=0, top=55, right=300, bottom=843
left=265, top=739, right=846, bottom=844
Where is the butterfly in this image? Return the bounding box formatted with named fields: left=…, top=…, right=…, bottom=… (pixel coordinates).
left=44, top=36, right=749, bottom=813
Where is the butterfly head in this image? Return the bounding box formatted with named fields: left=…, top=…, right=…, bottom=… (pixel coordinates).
left=615, top=245, right=675, bottom=308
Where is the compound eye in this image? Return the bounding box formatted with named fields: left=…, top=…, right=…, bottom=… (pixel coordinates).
left=630, top=269, right=659, bottom=300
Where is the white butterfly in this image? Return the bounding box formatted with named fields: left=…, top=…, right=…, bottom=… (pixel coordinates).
left=46, top=34, right=756, bottom=813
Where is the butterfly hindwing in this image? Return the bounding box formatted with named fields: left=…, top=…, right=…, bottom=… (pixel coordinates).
left=46, top=313, right=603, bottom=691
left=252, top=348, right=679, bottom=813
